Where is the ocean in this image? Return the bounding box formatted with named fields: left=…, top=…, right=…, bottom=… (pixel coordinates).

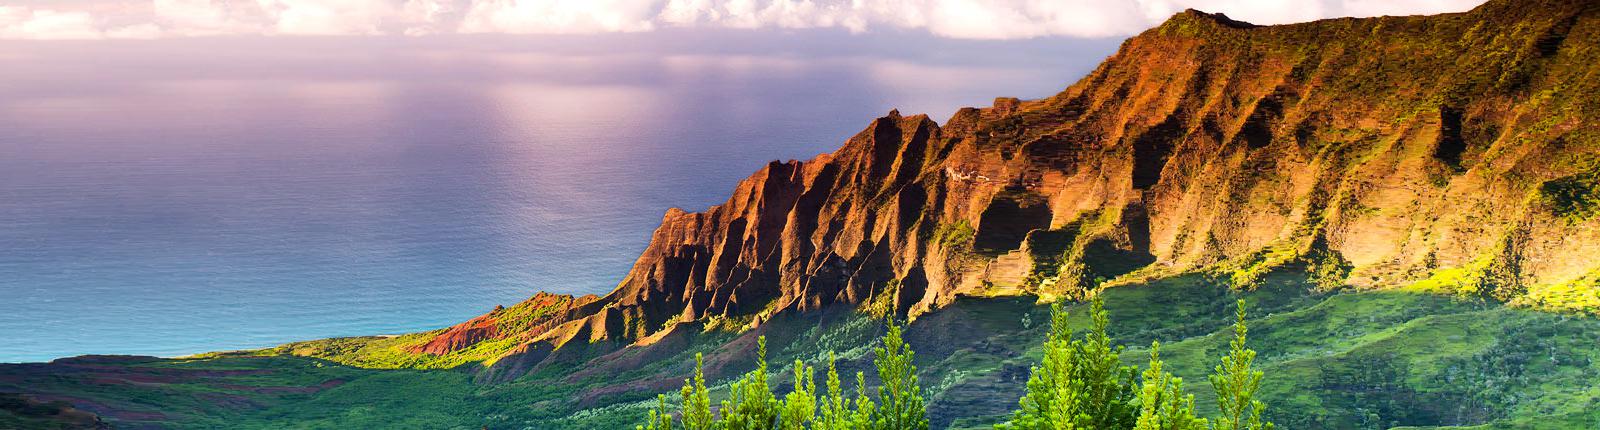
left=0, top=32, right=1115, bottom=362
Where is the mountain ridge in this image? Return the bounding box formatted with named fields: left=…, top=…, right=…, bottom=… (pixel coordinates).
left=7, top=2, right=1600, bottom=428
left=384, top=0, right=1600, bottom=379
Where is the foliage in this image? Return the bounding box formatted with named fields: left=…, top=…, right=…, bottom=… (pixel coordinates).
left=1000, top=295, right=1139, bottom=429
left=719, top=337, right=781, bottom=429
left=1300, top=248, right=1352, bottom=292
left=1211, top=243, right=1300, bottom=291
left=680, top=353, right=715, bottom=430
left=934, top=220, right=977, bottom=249
left=1406, top=257, right=1495, bottom=298
left=862, top=279, right=903, bottom=319
left=1208, top=301, right=1273, bottom=430
left=9, top=275, right=1599, bottom=430
left=644, top=395, right=676, bottom=430
left=1133, top=342, right=1207, bottom=430
left=872, top=322, right=930, bottom=430
left=781, top=361, right=820, bottom=430
left=1511, top=268, right=1600, bottom=316
left=999, top=296, right=1276, bottom=430
left=818, top=352, right=877, bottom=430
left=641, top=323, right=927, bottom=430
left=1538, top=166, right=1600, bottom=225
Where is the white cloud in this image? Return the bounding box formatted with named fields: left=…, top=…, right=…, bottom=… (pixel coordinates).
left=0, top=6, right=107, bottom=39
left=105, top=22, right=163, bottom=38
left=152, top=0, right=266, bottom=36
left=258, top=0, right=395, bottom=35
left=0, top=0, right=1488, bottom=40
left=398, top=0, right=453, bottom=35
left=460, top=0, right=662, bottom=34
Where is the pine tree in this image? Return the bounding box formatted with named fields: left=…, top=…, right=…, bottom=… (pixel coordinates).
left=853, top=372, right=879, bottom=428
left=780, top=359, right=818, bottom=430
left=639, top=394, right=676, bottom=430
left=1003, top=303, right=1080, bottom=429
left=644, top=322, right=936, bottom=430
left=1000, top=294, right=1138, bottom=429
left=871, top=321, right=929, bottom=430
left=818, top=353, right=850, bottom=429
left=721, top=337, right=780, bottom=430
left=1208, top=300, right=1273, bottom=430
left=817, top=352, right=871, bottom=430
left=1134, top=341, right=1206, bottom=430
left=680, top=353, right=716, bottom=430
left=1077, top=296, right=1140, bottom=428
left=815, top=362, right=880, bottom=430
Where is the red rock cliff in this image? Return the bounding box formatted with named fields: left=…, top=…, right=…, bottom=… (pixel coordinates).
left=424, top=0, right=1600, bottom=374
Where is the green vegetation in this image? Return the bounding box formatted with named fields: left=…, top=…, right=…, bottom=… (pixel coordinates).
left=996, top=296, right=1275, bottom=430
left=1208, top=305, right=1272, bottom=430
left=863, top=279, right=904, bottom=319
left=1209, top=242, right=1301, bottom=291
left=632, top=292, right=1284, bottom=430
left=1134, top=343, right=1205, bottom=430
left=1538, top=165, right=1600, bottom=225
left=1013, top=209, right=1164, bottom=300
left=640, top=323, right=928, bottom=430
left=6, top=274, right=1598, bottom=430
left=0, top=394, right=101, bottom=430
left=1300, top=246, right=1352, bottom=292
left=1000, top=297, right=1138, bottom=429
left=934, top=220, right=977, bottom=249
left=1512, top=268, right=1600, bottom=316
left=232, top=332, right=522, bottom=369
left=208, top=293, right=581, bottom=370
left=627, top=287, right=1286, bottom=428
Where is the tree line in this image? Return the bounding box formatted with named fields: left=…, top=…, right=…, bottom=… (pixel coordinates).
left=639, top=297, right=1272, bottom=430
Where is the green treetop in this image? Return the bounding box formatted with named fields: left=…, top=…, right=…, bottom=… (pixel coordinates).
left=1208, top=300, right=1273, bottom=430
left=1000, top=294, right=1139, bottom=429
left=1133, top=341, right=1206, bottom=430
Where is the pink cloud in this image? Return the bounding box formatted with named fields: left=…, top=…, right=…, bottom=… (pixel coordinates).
left=0, top=0, right=1488, bottom=40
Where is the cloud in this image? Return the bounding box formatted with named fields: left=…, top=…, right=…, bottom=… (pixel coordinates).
left=105, top=22, right=163, bottom=38
left=259, top=0, right=393, bottom=35
left=0, top=6, right=109, bottom=39
left=460, top=0, right=662, bottom=34
left=0, top=0, right=1488, bottom=40
left=152, top=0, right=263, bottom=36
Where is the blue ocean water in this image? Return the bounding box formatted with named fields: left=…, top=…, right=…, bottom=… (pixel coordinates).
left=0, top=34, right=1116, bottom=362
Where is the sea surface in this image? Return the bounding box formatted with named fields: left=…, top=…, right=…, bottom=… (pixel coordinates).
left=0, top=32, right=1116, bottom=362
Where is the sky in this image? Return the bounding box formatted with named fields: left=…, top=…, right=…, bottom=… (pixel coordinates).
left=0, top=0, right=1487, bottom=41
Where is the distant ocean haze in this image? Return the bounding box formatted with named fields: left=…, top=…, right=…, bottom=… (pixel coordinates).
left=0, top=31, right=1116, bottom=362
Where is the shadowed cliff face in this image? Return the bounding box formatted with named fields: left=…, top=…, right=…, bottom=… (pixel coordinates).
left=421, top=0, right=1600, bottom=376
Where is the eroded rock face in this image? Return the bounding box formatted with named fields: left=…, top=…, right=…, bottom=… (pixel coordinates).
left=411, top=312, right=499, bottom=356
left=409, top=292, right=601, bottom=356
left=423, top=0, right=1600, bottom=375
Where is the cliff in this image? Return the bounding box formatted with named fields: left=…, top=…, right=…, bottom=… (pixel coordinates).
left=417, top=0, right=1600, bottom=376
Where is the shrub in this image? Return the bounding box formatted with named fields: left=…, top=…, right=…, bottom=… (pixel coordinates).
left=640, top=322, right=928, bottom=430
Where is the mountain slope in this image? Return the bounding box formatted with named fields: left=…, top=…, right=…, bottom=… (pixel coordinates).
left=9, top=2, right=1600, bottom=429
left=7, top=274, right=1597, bottom=429
left=390, top=0, right=1600, bottom=378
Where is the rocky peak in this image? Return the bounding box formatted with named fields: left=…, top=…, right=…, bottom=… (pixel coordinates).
left=1162, top=8, right=1258, bottom=30
left=413, top=0, right=1600, bottom=376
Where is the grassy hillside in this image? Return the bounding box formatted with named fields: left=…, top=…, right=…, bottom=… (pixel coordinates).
left=6, top=273, right=1596, bottom=429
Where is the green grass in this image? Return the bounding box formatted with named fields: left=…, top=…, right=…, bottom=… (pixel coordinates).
left=215, top=332, right=515, bottom=370
left=5, top=272, right=1598, bottom=429
left=212, top=294, right=589, bottom=372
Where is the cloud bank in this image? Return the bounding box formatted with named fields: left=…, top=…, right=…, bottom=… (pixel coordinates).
left=0, top=0, right=1486, bottom=40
